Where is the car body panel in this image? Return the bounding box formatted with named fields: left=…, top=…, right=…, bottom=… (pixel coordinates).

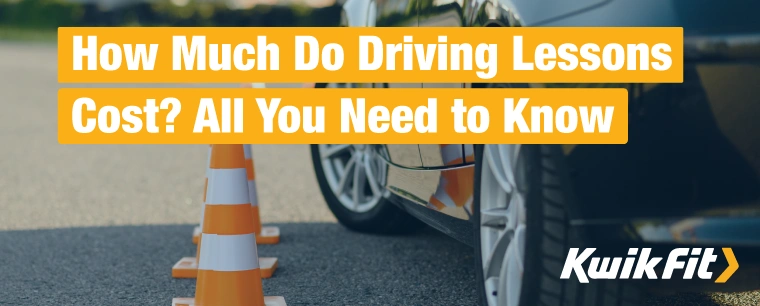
left=342, top=0, right=375, bottom=27
left=385, top=163, right=472, bottom=219
left=342, top=0, right=425, bottom=170
left=419, top=144, right=470, bottom=167
left=529, top=0, right=760, bottom=35
left=505, top=0, right=611, bottom=26
left=339, top=0, right=760, bottom=250
left=373, top=0, right=423, bottom=92
left=385, top=145, right=424, bottom=168
left=418, top=145, right=447, bottom=167
left=380, top=144, right=476, bottom=232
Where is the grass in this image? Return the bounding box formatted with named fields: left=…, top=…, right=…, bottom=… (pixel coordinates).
left=0, top=27, right=57, bottom=42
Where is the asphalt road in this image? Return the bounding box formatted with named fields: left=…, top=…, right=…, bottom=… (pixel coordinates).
left=0, top=41, right=758, bottom=306
left=0, top=41, right=476, bottom=306
left=0, top=224, right=477, bottom=306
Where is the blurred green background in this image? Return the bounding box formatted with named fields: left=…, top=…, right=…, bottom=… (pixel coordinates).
left=0, top=0, right=340, bottom=40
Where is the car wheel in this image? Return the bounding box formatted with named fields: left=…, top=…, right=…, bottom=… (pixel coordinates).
left=473, top=144, right=642, bottom=306
left=310, top=143, right=424, bottom=235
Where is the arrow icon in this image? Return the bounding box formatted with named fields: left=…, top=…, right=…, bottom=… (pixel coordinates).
left=715, top=248, right=738, bottom=283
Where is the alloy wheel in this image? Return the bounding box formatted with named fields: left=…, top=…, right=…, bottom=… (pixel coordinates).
left=479, top=145, right=528, bottom=306
left=317, top=144, right=388, bottom=213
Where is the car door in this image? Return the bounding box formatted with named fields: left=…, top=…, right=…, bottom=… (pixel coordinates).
left=417, top=0, right=470, bottom=168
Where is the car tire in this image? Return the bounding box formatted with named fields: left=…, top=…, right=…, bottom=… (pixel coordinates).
left=310, top=144, right=425, bottom=235
left=473, top=144, right=643, bottom=306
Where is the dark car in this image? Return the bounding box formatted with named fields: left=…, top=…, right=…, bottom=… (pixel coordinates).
left=310, top=1, right=760, bottom=306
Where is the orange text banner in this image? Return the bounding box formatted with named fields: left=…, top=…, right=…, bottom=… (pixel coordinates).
left=58, top=88, right=628, bottom=144
left=58, top=27, right=682, bottom=83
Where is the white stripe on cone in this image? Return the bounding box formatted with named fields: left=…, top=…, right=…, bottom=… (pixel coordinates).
left=432, top=178, right=457, bottom=207
left=197, top=233, right=260, bottom=271
left=244, top=145, right=259, bottom=207
left=206, top=168, right=249, bottom=205
left=441, top=145, right=463, bottom=165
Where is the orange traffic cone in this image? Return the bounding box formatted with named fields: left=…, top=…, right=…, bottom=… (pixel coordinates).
left=427, top=144, right=474, bottom=213
left=192, top=145, right=211, bottom=245
left=245, top=144, right=280, bottom=245
left=174, top=145, right=278, bottom=279
left=173, top=145, right=286, bottom=306
left=237, top=82, right=281, bottom=245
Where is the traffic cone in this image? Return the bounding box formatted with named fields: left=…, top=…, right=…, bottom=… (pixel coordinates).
left=245, top=144, right=280, bottom=245
left=427, top=145, right=475, bottom=213
left=173, top=145, right=286, bottom=306
left=174, top=145, right=278, bottom=279
left=234, top=85, right=280, bottom=245
left=192, top=145, right=211, bottom=245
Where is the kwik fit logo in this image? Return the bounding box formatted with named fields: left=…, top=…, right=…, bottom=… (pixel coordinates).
left=560, top=248, right=738, bottom=283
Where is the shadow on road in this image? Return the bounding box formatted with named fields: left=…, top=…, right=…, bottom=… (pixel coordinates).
left=0, top=223, right=477, bottom=306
